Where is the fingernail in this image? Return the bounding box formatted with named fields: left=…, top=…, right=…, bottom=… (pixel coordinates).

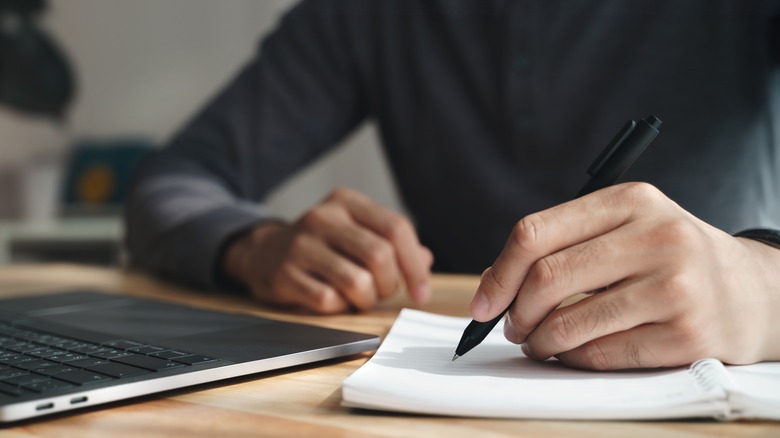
left=470, top=290, right=490, bottom=320
left=415, top=282, right=431, bottom=303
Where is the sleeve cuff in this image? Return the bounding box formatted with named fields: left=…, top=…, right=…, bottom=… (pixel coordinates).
left=150, top=202, right=280, bottom=292
left=733, top=228, right=780, bottom=250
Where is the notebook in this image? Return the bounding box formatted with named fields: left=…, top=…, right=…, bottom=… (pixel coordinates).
left=0, top=291, right=379, bottom=423
left=342, top=309, right=780, bottom=420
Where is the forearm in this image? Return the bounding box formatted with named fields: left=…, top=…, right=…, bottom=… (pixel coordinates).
left=125, top=152, right=273, bottom=290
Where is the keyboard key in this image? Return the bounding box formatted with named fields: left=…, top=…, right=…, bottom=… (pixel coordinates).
left=23, top=379, right=74, bottom=393
left=128, top=346, right=166, bottom=355
left=67, top=358, right=111, bottom=368
left=55, top=370, right=112, bottom=385
left=0, top=337, right=20, bottom=347
left=50, top=340, right=89, bottom=350
left=0, top=368, right=28, bottom=380
left=172, top=355, right=218, bottom=366
left=47, top=353, right=89, bottom=363
left=16, top=332, right=56, bottom=344
left=3, top=374, right=49, bottom=387
left=6, top=343, right=41, bottom=353
left=13, top=359, right=58, bottom=371
left=0, top=382, right=31, bottom=397
left=150, top=350, right=191, bottom=360
left=28, top=348, right=68, bottom=358
left=70, top=344, right=108, bottom=355
left=39, top=336, right=68, bottom=345
left=88, top=362, right=150, bottom=378
left=90, top=349, right=133, bottom=360
left=102, top=340, right=146, bottom=350
left=57, top=342, right=93, bottom=351
left=2, top=355, right=37, bottom=366
left=112, top=354, right=182, bottom=371
left=32, top=364, right=76, bottom=376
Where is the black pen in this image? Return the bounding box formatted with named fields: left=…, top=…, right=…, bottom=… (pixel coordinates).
left=452, top=115, right=662, bottom=361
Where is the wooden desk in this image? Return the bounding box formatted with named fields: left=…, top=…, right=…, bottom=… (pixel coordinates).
left=0, top=264, right=777, bottom=437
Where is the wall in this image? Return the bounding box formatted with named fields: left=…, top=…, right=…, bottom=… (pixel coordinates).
left=5, top=0, right=402, bottom=221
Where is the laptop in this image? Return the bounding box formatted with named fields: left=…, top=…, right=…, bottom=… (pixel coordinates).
left=0, top=290, right=380, bottom=422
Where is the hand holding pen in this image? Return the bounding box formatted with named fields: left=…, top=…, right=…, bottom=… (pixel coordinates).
left=457, top=114, right=780, bottom=370
left=454, top=115, right=662, bottom=362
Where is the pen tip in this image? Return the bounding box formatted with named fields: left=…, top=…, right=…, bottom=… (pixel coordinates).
left=451, top=354, right=459, bottom=362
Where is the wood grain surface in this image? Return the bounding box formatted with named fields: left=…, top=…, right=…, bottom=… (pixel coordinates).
left=0, top=264, right=776, bottom=437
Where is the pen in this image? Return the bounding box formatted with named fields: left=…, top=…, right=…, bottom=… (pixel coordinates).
left=453, top=115, right=662, bottom=361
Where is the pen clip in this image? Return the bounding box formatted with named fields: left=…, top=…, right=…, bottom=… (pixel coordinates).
left=586, top=120, right=636, bottom=177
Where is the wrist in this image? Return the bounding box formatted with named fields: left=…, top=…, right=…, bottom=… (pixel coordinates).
left=733, top=235, right=780, bottom=362
left=223, top=222, right=285, bottom=287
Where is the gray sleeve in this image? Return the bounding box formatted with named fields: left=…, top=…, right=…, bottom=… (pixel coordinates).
left=125, top=1, right=368, bottom=291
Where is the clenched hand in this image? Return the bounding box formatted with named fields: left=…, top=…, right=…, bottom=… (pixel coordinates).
left=224, top=188, right=433, bottom=314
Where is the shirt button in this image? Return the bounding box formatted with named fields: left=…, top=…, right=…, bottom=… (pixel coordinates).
left=512, top=54, right=531, bottom=74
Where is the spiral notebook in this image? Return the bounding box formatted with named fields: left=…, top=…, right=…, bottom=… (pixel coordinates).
left=342, top=309, right=780, bottom=420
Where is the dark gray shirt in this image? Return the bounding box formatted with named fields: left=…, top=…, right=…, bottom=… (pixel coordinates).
left=126, top=0, right=780, bottom=291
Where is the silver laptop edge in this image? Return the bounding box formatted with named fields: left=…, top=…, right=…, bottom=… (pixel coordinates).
left=1, top=338, right=377, bottom=422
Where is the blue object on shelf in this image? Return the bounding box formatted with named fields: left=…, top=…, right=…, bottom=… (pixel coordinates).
left=60, top=138, right=152, bottom=215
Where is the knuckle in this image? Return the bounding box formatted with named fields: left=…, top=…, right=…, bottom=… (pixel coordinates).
left=328, top=186, right=353, bottom=201
left=512, top=214, right=546, bottom=253
left=652, top=218, right=698, bottom=250
left=377, top=277, right=400, bottom=299
left=671, top=318, right=709, bottom=357
left=580, top=341, right=612, bottom=370
left=344, top=271, right=377, bottom=310
left=288, top=234, right=310, bottom=255
left=270, top=264, right=294, bottom=291
left=384, top=215, right=413, bottom=241
left=506, top=313, right=535, bottom=340
left=548, top=310, right=579, bottom=349
left=309, top=286, right=344, bottom=314
left=363, top=240, right=394, bottom=269
left=343, top=270, right=373, bottom=295
left=299, top=208, right=328, bottom=230
left=622, top=342, right=644, bottom=368
left=618, top=181, right=664, bottom=206
left=656, top=273, right=696, bottom=309
left=527, top=254, right=569, bottom=292
left=595, top=300, right=622, bottom=326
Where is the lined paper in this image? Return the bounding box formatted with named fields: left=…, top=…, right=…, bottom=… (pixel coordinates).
left=342, top=309, right=726, bottom=420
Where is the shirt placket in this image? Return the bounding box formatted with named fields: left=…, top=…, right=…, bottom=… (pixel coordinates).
left=506, top=1, right=536, bottom=162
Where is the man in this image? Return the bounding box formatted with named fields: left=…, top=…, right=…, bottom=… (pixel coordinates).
left=126, top=1, right=780, bottom=370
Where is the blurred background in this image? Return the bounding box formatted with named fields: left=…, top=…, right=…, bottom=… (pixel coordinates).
left=0, top=0, right=400, bottom=267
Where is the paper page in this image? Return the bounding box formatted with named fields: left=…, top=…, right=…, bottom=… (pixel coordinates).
left=342, top=309, right=727, bottom=420
left=726, top=362, right=780, bottom=420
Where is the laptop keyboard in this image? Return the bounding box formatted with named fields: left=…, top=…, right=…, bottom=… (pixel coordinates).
left=0, top=320, right=218, bottom=399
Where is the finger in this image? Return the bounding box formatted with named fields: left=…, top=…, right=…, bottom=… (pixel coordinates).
left=320, top=221, right=401, bottom=300
left=271, top=264, right=350, bottom=314
left=507, top=220, right=658, bottom=343
left=419, top=245, right=434, bottom=268
left=471, top=183, right=658, bottom=321
left=337, top=190, right=431, bottom=302
left=553, top=323, right=696, bottom=370
left=293, top=234, right=379, bottom=311
left=522, top=277, right=664, bottom=360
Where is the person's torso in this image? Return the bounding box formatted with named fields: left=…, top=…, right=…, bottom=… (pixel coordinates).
left=338, top=0, right=780, bottom=272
